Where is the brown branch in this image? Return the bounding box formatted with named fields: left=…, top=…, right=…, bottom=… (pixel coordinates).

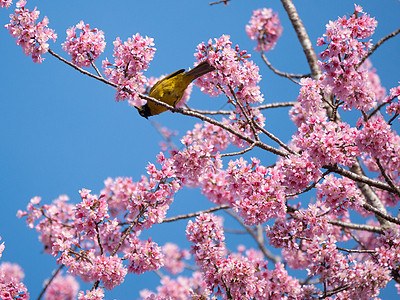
left=209, top=0, right=230, bottom=5
left=280, top=0, right=321, bottom=80
left=336, top=246, right=376, bottom=254
left=225, top=210, right=281, bottom=264
left=285, top=170, right=331, bottom=198
left=220, top=143, right=256, bottom=157
left=188, top=101, right=297, bottom=116
left=254, top=122, right=297, bottom=155
left=49, top=49, right=289, bottom=157
left=228, top=84, right=260, bottom=142
left=328, top=220, right=384, bottom=234
left=361, top=201, right=400, bottom=226
left=37, top=265, right=64, bottom=300
left=326, top=164, right=396, bottom=193
left=258, top=101, right=297, bottom=110
left=162, top=205, right=230, bottom=223
left=375, top=158, right=400, bottom=197
left=260, top=52, right=309, bottom=83
left=48, top=49, right=116, bottom=89
left=358, top=27, right=400, bottom=68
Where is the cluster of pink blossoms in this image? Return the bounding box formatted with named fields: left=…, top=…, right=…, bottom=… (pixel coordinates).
left=17, top=153, right=184, bottom=296
left=43, top=273, right=79, bottom=300
left=186, top=214, right=307, bottom=299
left=0, top=0, right=12, bottom=8
left=194, top=35, right=263, bottom=108
left=316, top=174, right=364, bottom=215
left=294, top=115, right=360, bottom=167
left=62, top=21, right=106, bottom=68
left=317, top=5, right=378, bottom=111
left=386, top=84, right=400, bottom=121
left=246, top=8, right=283, bottom=52
left=226, top=158, right=287, bottom=225
left=289, top=77, right=327, bottom=127
left=274, top=152, right=321, bottom=194
left=102, top=34, right=156, bottom=106
left=0, top=242, right=29, bottom=300
left=140, top=272, right=209, bottom=300
left=356, top=115, right=400, bottom=180
left=5, top=0, right=57, bottom=63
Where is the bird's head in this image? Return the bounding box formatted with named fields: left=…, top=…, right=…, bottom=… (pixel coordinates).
left=137, top=105, right=151, bottom=119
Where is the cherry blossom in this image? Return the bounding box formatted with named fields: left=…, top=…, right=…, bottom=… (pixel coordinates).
left=43, top=273, right=79, bottom=300
left=62, top=21, right=106, bottom=68
left=246, top=8, right=283, bottom=52
left=102, top=34, right=155, bottom=106
left=5, top=0, right=57, bottom=63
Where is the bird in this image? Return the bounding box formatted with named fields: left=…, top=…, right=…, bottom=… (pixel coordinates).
left=137, top=60, right=215, bottom=118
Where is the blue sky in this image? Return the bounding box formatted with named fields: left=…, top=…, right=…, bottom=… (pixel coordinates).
left=1, top=0, right=400, bottom=299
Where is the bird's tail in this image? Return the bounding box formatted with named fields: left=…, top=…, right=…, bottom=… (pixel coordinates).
left=185, top=61, right=215, bottom=79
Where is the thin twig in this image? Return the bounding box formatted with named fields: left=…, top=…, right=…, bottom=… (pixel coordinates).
left=188, top=101, right=297, bottom=116
left=336, top=246, right=375, bottom=254
left=90, top=59, right=103, bottom=78
left=319, top=284, right=351, bottom=299
left=328, top=220, right=384, bottom=234
left=367, top=102, right=388, bottom=120
left=220, top=143, right=256, bottom=157
left=285, top=170, right=331, bottom=198
left=375, top=158, right=400, bottom=197
left=209, top=0, right=230, bottom=5
left=260, top=52, right=308, bottom=84
left=37, top=265, right=64, bottom=300
left=228, top=84, right=260, bottom=142
left=361, top=202, right=400, bottom=226
left=254, top=122, right=296, bottom=155
left=162, top=205, right=230, bottom=223
left=226, top=210, right=281, bottom=264
left=258, top=101, right=297, bottom=110
left=358, top=27, right=400, bottom=68
left=49, top=49, right=115, bottom=88
left=326, top=164, right=397, bottom=193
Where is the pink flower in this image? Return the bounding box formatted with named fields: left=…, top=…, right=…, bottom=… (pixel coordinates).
left=77, top=288, right=104, bottom=300
left=62, top=21, right=106, bottom=68
left=102, top=34, right=155, bottom=106
left=194, top=35, right=263, bottom=107
left=316, top=174, right=364, bottom=215
left=386, top=83, right=400, bottom=120
left=356, top=115, right=400, bottom=180
left=124, top=237, right=164, bottom=275
left=226, top=158, right=286, bottom=225
left=0, top=259, right=29, bottom=300
left=0, top=263, right=24, bottom=282
left=5, top=0, right=57, bottom=63
left=0, top=238, right=4, bottom=260
left=91, top=255, right=127, bottom=290
left=162, top=243, right=190, bottom=275
left=246, top=8, right=283, bottom=52
left=0, top=0, right=12, bottom=9
left=294, top=115, right=360, bottom=167
left=318, top=5, right=378, bottom=111
left=43, top=273, right=79, bottom=300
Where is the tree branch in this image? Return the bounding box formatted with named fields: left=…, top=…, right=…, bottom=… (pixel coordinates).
left=328, top=220, right=384, bottom=234
left=162, top=205, right=230, bottom=223
left=260, top=52, right=309, bottom=83
left=225, top=210, right=281, bottom=264
left=280, top=0, right=321, bottom=79
left=358, top=27, right=400, bottom=68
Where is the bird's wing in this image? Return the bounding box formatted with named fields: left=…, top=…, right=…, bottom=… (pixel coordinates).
left=148, top=69, right=185, bottom=95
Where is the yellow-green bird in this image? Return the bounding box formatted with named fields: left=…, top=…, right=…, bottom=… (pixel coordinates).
left=137, top=61, right=215, bottom=118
